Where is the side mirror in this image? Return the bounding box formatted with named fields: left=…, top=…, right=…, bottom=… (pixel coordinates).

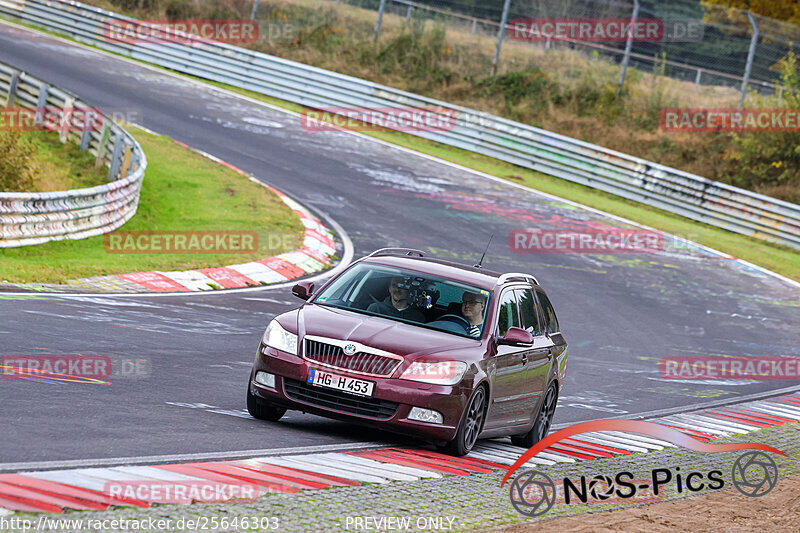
left=498, top=327, right=534, bottom=346
left=292, top=281, right=315, bottom=301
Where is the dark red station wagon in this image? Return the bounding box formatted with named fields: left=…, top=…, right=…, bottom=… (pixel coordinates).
left=247, top=248, right=567, bottom=455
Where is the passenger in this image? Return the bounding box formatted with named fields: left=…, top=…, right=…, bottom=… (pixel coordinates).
left=461, top=291, right=487, bottom=338
left=367, top=277, right=425, bottom=322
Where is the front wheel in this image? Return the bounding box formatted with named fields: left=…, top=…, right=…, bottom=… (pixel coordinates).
left=247, top=381, right=287, bottom=422
left=439, top=386, right=487, bottom=456
left=511, top=383, right=558, bottom=448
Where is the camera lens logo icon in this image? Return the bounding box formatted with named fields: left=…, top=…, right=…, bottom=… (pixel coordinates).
left=509, top=470, right=556, bottom=517
left=731, top=451, right=778, bottom=497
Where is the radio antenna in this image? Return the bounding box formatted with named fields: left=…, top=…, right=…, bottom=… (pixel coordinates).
left=474, top=234, right=494, bottom=269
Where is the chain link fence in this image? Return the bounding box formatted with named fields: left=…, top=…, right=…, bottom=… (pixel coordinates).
left=340, top=0, right=798, bottom=99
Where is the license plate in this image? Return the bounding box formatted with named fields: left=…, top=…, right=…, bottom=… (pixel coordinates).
left=307, top=368, right=375, bottom=397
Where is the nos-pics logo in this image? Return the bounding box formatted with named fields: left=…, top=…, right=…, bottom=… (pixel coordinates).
left=502, top=420, right=783, bottom=517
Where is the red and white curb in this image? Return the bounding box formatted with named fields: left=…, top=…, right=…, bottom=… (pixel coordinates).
left=113, top=141, right=337, bottom=293
left=1, top=392, right=797, bottom=514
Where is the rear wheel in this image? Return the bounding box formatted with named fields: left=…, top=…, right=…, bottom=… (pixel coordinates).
left=511, top=383, right=558, bottom=448
left=246, top=380, right=287, bottom=422
left=439, top=385, right=487, bottom=456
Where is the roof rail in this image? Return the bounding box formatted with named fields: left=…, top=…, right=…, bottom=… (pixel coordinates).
left=367, top=248, right=426, bottom=259
left=497, top=272, right=539, bottom=285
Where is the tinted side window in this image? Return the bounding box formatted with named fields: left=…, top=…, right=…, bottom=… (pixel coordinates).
left=497, top=291, right=520, bottom=337
left=515, top=288, right=542, bottom=335
left=537, top=291, right=560, bottom=334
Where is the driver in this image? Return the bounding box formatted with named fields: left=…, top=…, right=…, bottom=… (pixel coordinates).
left=367, top=277, right=425, bottom=322
left=461, top=291, right=487, bottom=338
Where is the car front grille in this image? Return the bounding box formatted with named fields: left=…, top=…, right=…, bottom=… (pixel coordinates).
left=304, top=339, right=401, bottom=377
left=283, top=379, right=399, bottom=420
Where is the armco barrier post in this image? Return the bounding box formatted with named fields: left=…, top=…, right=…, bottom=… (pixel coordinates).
left=80, top=113, right=92, bottom=150
left=6, top=69, right=19, bottom=106
left=373, top=0, right=387, bottom=43
left=108, top=134, right=124, bottom=181
left=618, top=0, right=639, bottom=95
left=119, top=145, right=133, bottom=180
left=35, top=83, right=48, bottom=125
left=59, top=96, right=75, bottom=144
left=95, top=122, right=111, bottom=168
left=491, top=0, right=511, bottom=75
left=739, top=12, right=759, bottom=108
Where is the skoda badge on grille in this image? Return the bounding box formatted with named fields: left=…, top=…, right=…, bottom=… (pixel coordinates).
left=343, top=343, right=357, bottom=355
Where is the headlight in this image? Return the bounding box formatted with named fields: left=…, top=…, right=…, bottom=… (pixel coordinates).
left=399, top=361, right=468, bottom=386
left=262, top=320, right=298, bottom=355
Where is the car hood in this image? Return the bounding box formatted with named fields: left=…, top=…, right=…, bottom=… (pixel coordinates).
left=292, top=303, right=479, bottom=358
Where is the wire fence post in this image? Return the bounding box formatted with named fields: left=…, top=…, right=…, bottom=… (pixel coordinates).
left=250, top=0, right=260, bottom=21
left=373, top=0, right=387, bottom=43
left=739, top=11, right=759, bottom=109
left=694, top=69, right=702, bottom=92
left=617, top=0, right=639, bottom=95
left=491, top=0, right=511, bottom=76
left=406, top=5, right=412, bottom=22
left=471, top=18, right=477, bottom=34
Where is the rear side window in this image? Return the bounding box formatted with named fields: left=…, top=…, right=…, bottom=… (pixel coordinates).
left=497, top=291, right=520, bottom=337
left=515, top=288, right=543, bottom=335
left=537, top=291, right=560, bottom=334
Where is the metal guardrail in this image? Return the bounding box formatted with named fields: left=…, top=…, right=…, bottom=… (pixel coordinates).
left=0, top=59, right=146, bottom=248
left=2, top=0, right=798, bottom=250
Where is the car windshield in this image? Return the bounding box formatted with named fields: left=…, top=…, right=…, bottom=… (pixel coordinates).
left=311, top=263, right=492, bottom=339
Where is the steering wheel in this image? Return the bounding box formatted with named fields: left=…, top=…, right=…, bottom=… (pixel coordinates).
left=436, top=314, right=472, bottom=333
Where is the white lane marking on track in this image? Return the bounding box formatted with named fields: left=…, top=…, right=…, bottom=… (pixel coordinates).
left=598, top=432, right=670, bottom=449
left=677, top=414, right=756, bottom=432
left=749, top=402, right=800, bottom=418
left=477, top=442, right=577, bottom=463
left=580, top=433, right=650, bottom=453
left=312, top=454, right=420, bottom=481
left=23, top=471, right=113, bottom=492
left=260, top=457, right=388, bottom=484
left=657, top=416, right=732, bottom=436
left=317, top=453, right=441, bottom=479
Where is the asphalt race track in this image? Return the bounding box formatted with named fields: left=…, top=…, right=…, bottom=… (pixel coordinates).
left=1, top=23, right=799, bottom=468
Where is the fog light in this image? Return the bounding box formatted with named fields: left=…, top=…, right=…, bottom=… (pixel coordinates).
left=408, top=407, right=443, bottom=424
left=255, top=371, right=276, bottom=389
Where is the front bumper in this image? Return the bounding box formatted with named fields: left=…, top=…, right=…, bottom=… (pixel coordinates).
left=250, top=344, right=467, bottom=442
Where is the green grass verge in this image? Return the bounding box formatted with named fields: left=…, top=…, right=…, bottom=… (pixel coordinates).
left=25, top=130, right=109, bottom=190
left=0, top=126, right=304, bottom=283
left=2, top=15, right=797, bottom=283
